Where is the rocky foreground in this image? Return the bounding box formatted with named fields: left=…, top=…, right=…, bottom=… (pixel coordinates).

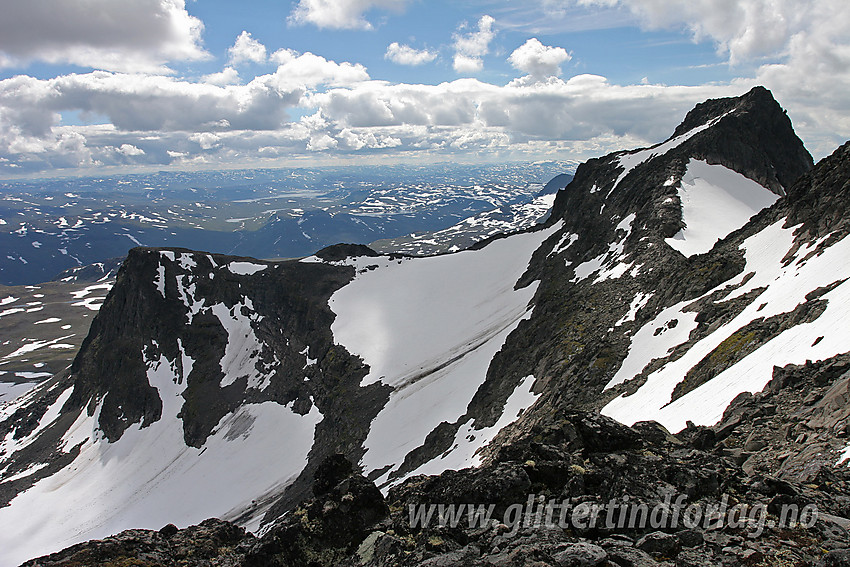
left=23, top=354, right=850, bottom=566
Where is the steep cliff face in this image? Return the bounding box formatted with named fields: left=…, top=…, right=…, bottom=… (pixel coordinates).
left=0, top=246, right=393, bottom=563
left=3, top=87, right=849, bottom=566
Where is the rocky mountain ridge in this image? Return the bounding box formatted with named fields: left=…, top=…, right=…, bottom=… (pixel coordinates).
left=2, top=87, right=850, bottom=565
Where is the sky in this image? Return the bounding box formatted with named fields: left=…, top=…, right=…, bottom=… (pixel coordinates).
left=0, top=0, right=848, bottom=178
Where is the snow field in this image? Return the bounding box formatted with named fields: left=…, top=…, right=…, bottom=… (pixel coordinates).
left=329, top=224, right=561, bottom=482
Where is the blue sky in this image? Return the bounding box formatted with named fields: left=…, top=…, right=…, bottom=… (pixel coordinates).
left=0, top=0, right=847, bottom=177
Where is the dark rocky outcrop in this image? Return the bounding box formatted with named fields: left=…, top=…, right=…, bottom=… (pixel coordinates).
left=25, top=402, right=850, bottom=566
left=315, top=243, right=381, bottom=262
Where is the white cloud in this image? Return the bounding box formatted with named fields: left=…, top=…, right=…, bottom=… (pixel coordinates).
left=269, top=52, right=370, bottom=89
left=0, top=0, right=207, bottom=73
left=203, top=67, right=241, bottom=86
left=385, top=43, right=437, bottom=66
left=270, top=49, right=299, bottom=65
left=116, top=144, right=145, bottom=156
left=337, top=128, right=402, bottom=149
left=289, top=0, right=408, bottom=30
left=508, top=38, right=571, bottom=80
left=228, top=32, right=267, bottom=66
left=577, top=0, right=832, bottom=63
left=189, top=132, right=220, bottom=150
left=307, top=133, right=338, bottom=151
left=453, top=55, right=484, bottom=74
left=453, top=15, right=496, bottom=74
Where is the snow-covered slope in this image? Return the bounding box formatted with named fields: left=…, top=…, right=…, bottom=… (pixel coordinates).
left=0, top=359, right=320, bottom=562
left=328, top=225, right=560, bottom=483
left=604, top=218, right=850, bottom=430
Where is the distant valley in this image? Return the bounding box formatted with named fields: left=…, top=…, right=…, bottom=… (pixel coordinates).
left=0, top=162, right=575, bottom=286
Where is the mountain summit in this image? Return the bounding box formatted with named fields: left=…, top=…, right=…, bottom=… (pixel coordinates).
left=2, top=87, right=850, bottom=565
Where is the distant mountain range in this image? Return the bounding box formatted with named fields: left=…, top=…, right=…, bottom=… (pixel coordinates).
left=2, top=87, right=850, bottom=566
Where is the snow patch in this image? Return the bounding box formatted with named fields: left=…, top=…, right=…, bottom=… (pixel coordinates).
left=154, top=263, right=166, bottom=298
left=70, top=283, right=112, bottom=300
left=3, top=335, right=75, bottom=359
left=211, top=300, right=274, bottom=390
left=615, top=292, right=653, bottom=326
left=665, top=160, right=779, bottom=257
left=228, top=261, right=267, bottom=276
left=405, top=375, right=540, bottom=479
left=609, top=112, right=729, bottom=196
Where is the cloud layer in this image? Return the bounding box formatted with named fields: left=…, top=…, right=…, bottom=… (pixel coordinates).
left=0, top=0, right=847, bottom=175
left=0, top=0, right=206, bottom=73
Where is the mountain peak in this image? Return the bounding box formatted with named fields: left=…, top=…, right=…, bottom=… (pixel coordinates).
left=670, top=85, right=775, bottom=139
left=667, top=85, right=813, bottom=193
left=549, top=86, right=811, bottom=238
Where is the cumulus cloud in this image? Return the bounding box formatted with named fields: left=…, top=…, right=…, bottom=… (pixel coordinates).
left=453, top=55, right=484, bottom=74
left=270, top=51, right=370, bottom=89
left=203, top=67, right=241, bottom=86
left=577, top=0, right=834, bottom=63
left=508, top=38, right=571, bottom=80
left=385, top=43, right=437, bottom=66
left=189, top=132, right=221, bottom=150
left=228, top=32, right=267, bottom=66
left=337, top=128, right=402, bottom=149
left=307, top=133, right=338, bottom=151
left=116, top=144, right=145, bottom=156
left=289, top=0, right=408, bottom=30
left=0, top=0, right=207, bottom=73
left=453, top=15, right=496, bottom=74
